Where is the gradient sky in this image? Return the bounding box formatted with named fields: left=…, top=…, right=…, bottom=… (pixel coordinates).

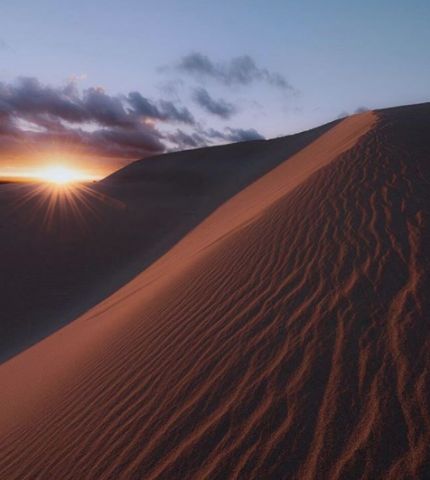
left=1, top=0, right=429, bottom=178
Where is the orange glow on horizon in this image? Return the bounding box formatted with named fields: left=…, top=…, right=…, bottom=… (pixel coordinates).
left=34, top=165, right=93, bottom=185
left=0, top=149, right=117, bottom=184
left=0, top=165, right=102, bottom=184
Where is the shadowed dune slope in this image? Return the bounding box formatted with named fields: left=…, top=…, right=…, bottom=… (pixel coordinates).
left=0, top=121, right=336, bottom=362
left=1, top=104, right=430, bottom=479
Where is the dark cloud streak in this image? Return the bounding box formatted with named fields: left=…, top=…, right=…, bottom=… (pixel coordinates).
left=192, top=87, right=236, bottom=119
left=178, top=52, right=293, bottom=91
left=127, top=92, right=195, bottom=124
left=204, top=127, right=264, bottom=143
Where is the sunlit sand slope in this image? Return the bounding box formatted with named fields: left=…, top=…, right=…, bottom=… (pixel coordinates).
left=1, top=104, right=429, bottom=479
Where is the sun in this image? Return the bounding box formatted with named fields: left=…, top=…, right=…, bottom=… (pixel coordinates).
left=37, top=166, right=87, bottom=185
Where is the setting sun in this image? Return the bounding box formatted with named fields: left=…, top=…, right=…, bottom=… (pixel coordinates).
left=34, top=166, right=94, bottom=185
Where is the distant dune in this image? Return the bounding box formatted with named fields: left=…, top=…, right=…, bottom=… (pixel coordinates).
left=0, top=104, right=429, bottom=479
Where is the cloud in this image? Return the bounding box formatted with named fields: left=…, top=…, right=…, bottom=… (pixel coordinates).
left=127, top=92, right=195, bottom=124
left=165, top=125, right=264, bottom=151
left=166, top=129, right=208, bottom=150
left=0, top=121, right=164, bottom=160
left=5, top=77, right=88, bottom=123
left=84, top=87, right=134, bottom=127
left=88, top=126, right=164, bottom=158
left=225, top=127, right=265, bottom=142
left=127, top=91, right=160, bottom=119
left=177, top=52, right=293, bottom=91
left=0, top=78, right=189, bottom=159
left=192, top=87, right=236, bottom=119
left=205, top=127, right=265, bottom=142
left=0, top=77, right=264, bottom=163
left=354, top=106, right=369, bottom=114
left=0, top=77, right=195, bottom=130
left=159, top=99, right=195, bottom=124
left=0, top=38, right=8, bottom=50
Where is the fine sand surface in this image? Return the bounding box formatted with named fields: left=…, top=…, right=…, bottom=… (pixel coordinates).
left=0, top=121, right=335, bottom=361
left=1, top=103, right=430, bottom=479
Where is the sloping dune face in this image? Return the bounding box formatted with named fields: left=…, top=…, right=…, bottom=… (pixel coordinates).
left=1, top=104, right=430, bottom=479
left=0, top=121, right=335, bottom=362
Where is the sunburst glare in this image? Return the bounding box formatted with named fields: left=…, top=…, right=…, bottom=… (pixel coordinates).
left=11, top=175, right=125, bottom=235
left=35, top=165, right=92, bottom=185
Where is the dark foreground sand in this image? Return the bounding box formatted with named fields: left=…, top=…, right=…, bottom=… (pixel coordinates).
left=0, top=104, right=429, bottom=479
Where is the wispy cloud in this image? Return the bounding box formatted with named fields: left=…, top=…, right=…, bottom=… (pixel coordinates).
left=204, top=127, right=264, bottom=143
left=192, top=87, right=237, bottom=119
left=176, top=52, right=294, bottom=91
left=127, top=91, right=195, bottom=124
left=165, top=129, right=208, bottom=150
left=165, top=125, right=264, bottom=151
left=355, top=106, right=369, bottom=114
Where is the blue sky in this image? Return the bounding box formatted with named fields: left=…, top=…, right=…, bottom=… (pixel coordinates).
left=1, top=0, right=429, bottom=176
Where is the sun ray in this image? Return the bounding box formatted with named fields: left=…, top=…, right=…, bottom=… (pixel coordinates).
left=10, top=171, right=126, bottom=235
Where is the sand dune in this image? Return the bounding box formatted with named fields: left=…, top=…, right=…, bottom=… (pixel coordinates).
left=1, top=103, right=430, bottom=479
left=0, top=121, right=334, bottom=361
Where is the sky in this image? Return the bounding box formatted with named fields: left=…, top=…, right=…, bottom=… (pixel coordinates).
left=0, top=0, right=429, bottom=179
